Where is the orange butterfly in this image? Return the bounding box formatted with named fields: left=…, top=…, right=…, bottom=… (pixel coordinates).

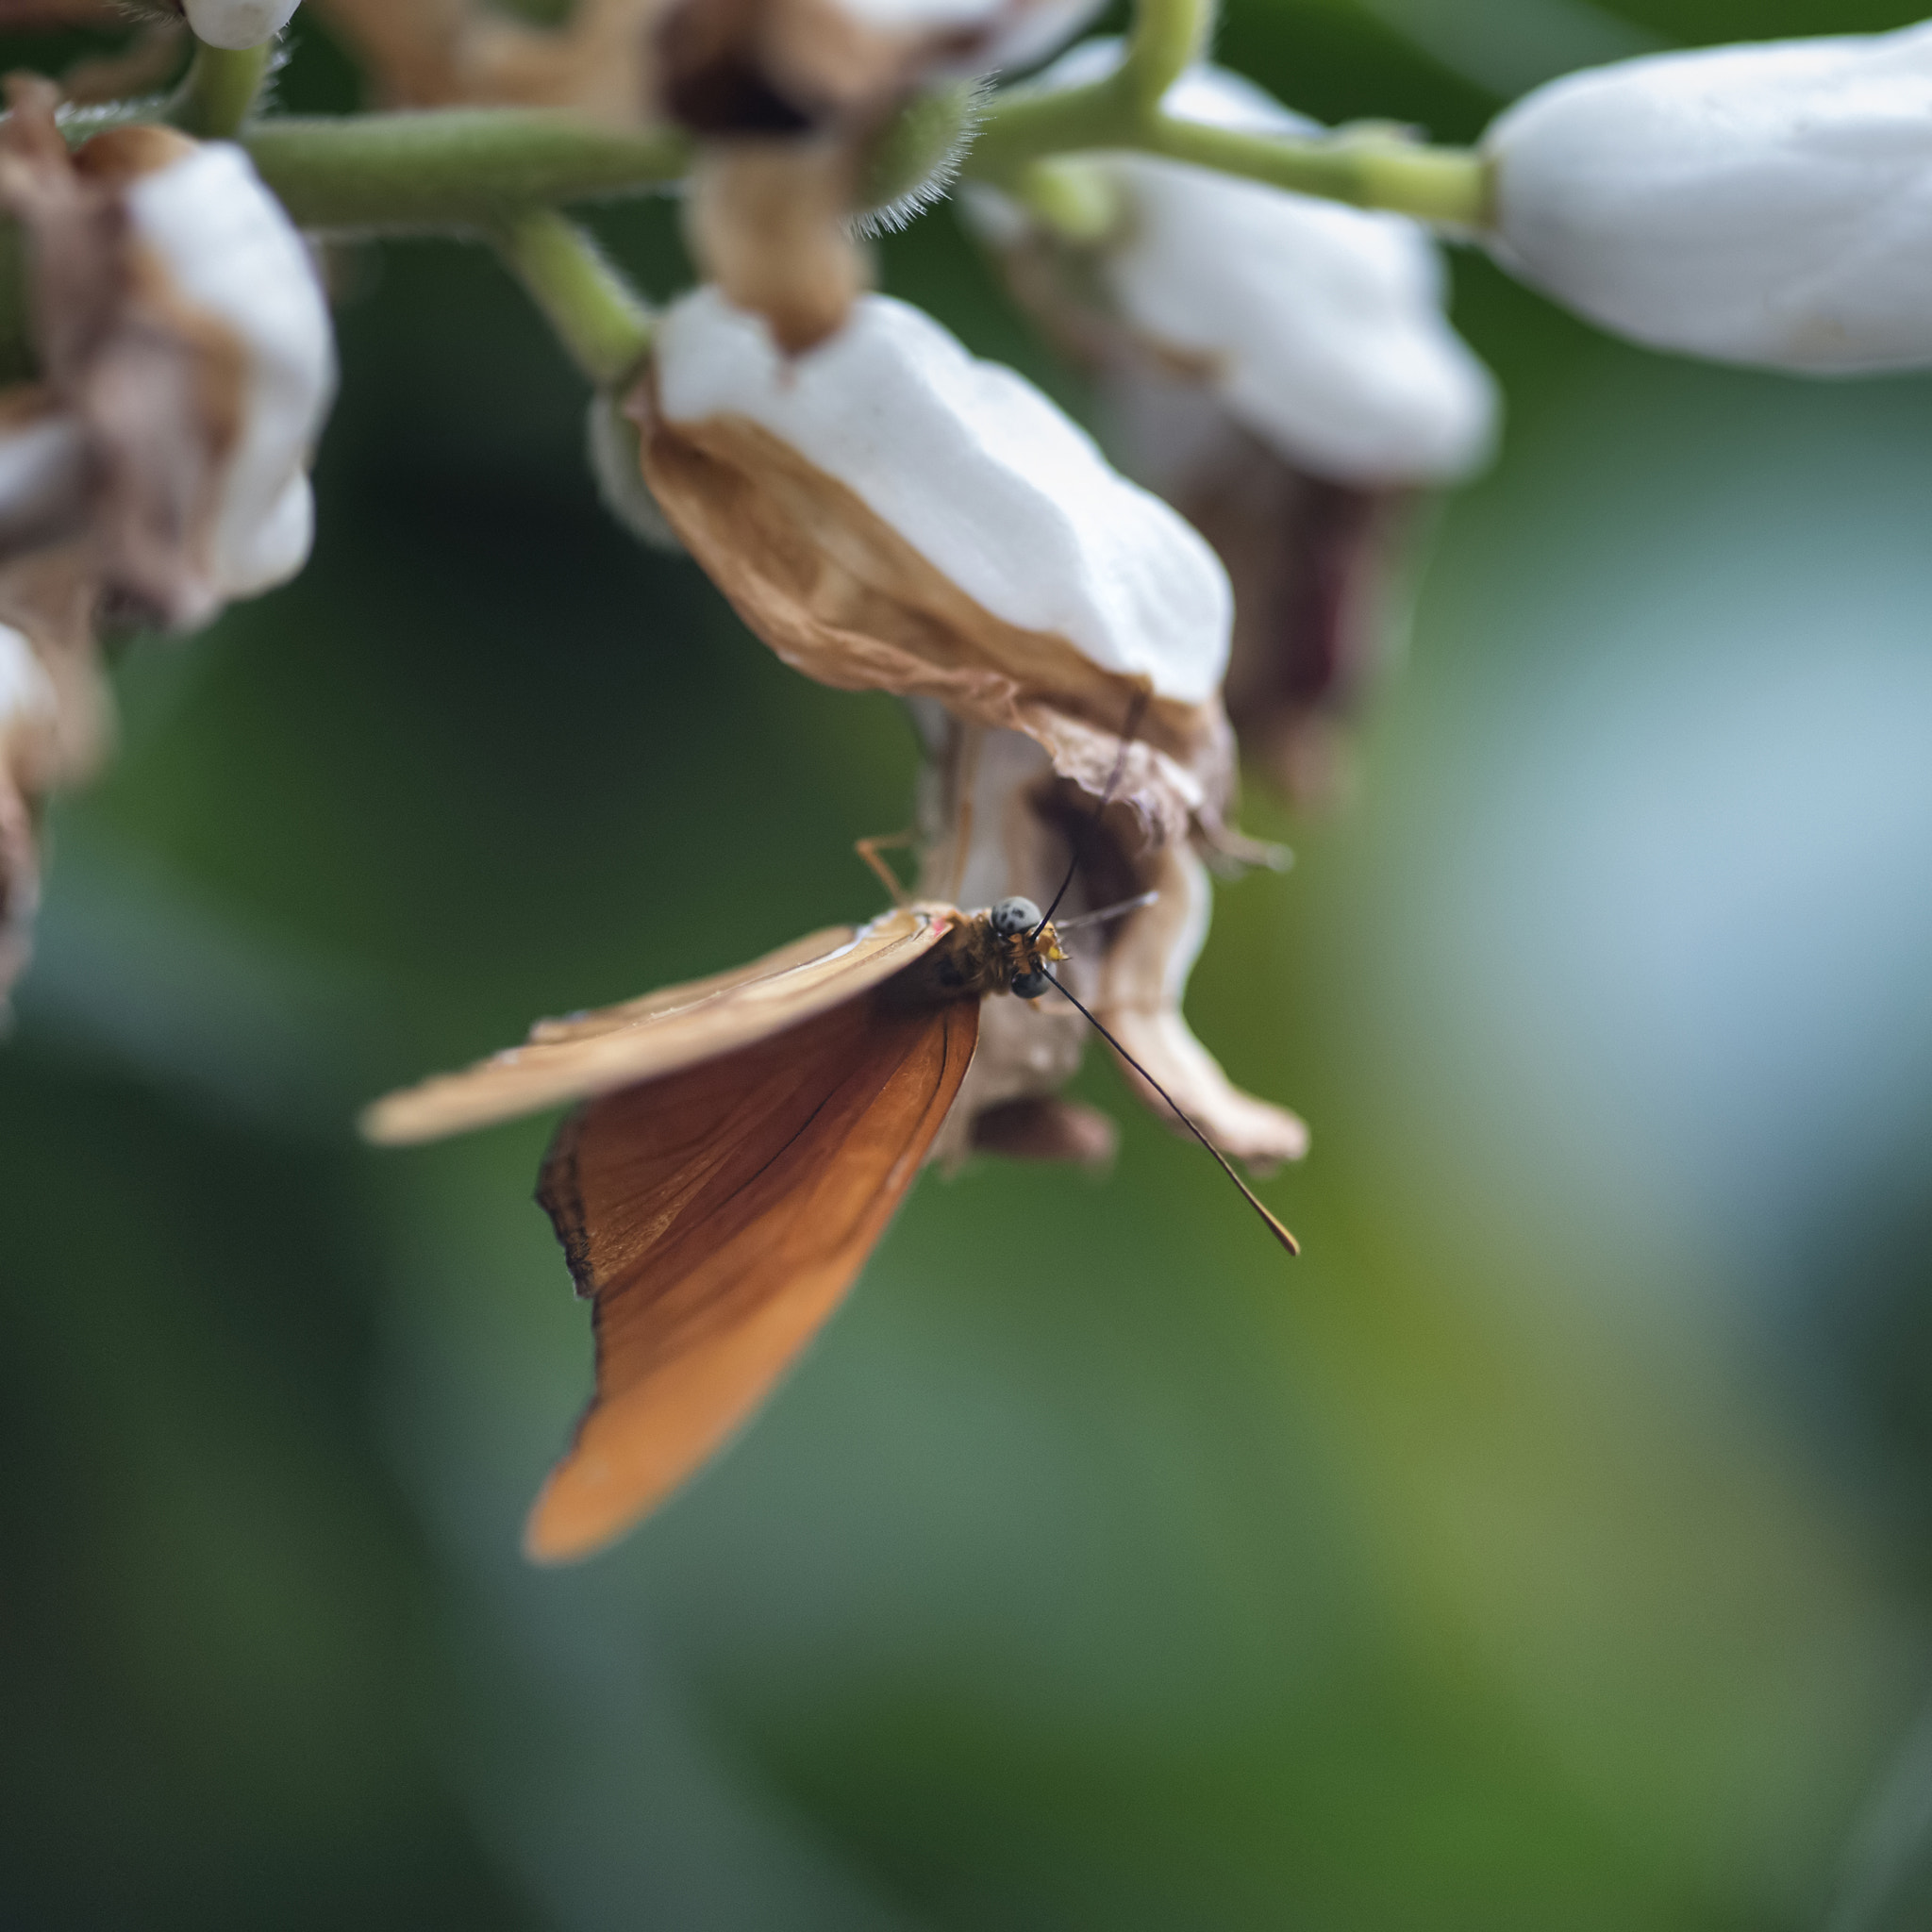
left=363, top=892, right=1294, bottom=1564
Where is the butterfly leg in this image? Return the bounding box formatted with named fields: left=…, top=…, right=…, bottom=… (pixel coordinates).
left=855, top=830, right=917, bottom=908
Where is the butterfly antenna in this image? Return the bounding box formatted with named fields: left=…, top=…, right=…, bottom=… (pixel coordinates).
left=1033, top=691, right=1152, bottom=941
left=1051, top=890, right=1159, bottom=935
left=1044, top=973, right=1299, bottom=1257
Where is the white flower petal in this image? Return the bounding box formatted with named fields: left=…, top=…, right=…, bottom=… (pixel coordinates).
left=183, top=0, right=301, bottom=51
left=1107, top=163, right=1497, bottom=484
left=975, top=39, right=1497, bottom=485
left=654, top=286, right=1230, bottom=703
left=1486, top=25, right=1932, bottom=372
left=124, top=142, right=336, bottom=597
left=0, top=623, right=58, bottom=745
left=217, top=472, right=313, bottom=598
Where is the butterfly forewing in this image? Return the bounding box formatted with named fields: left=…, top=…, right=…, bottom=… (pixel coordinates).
left=360, top=908, right=949, bottom=1145
left=524, top=984, right=979, bottom=1563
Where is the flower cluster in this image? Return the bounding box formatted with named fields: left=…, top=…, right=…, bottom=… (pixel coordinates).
left=7, top=2, right=1932, bottom=1153
left=0, top=72, right=333, bottom=998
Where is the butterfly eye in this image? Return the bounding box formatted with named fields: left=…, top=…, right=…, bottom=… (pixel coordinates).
left=1010, top=968, right=1053, bottom=1000
left=989, top=896, right=1041, bottom=938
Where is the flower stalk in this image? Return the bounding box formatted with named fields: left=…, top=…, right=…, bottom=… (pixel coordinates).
left=1117, top=0, right=1217, bottom=113
left=491, top=208, right=655, bottom=388
left=242, top=110, right=691, bottom=232
left=169, top=39, right=274, bottom=142
left=958, top=0, right=1492, bottom=227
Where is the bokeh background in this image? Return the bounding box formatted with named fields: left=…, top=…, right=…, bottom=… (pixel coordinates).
left=7, top=1, right=1932, bottom=1925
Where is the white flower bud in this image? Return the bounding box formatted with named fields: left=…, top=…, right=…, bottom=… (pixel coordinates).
left=634, top=286, right=1237, bottom=840
left=969, top=40, right=1498, bottom=486
left=183, top=0, right=302, bottom=51
left=123, top=142, right=335, bottom=600
left=655, top=285, right=1229, bottom=702
left=1486, top=25, right=1932, bottom=373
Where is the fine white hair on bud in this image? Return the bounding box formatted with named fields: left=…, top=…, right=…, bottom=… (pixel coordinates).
left=1486, top=25, right=1932, bottom=373
left=654, top=285, right=1231, bottom=703
left=123, top=142, right=336, bottom=601
left=183, top=0, right=302, bottom=52
left=968, top=39, right=1498, bottom=488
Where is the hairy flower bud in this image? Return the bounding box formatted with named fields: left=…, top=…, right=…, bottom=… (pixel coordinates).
left=0, top=86, right=335, bottom=629
left=1486, top=25, right=1932, bottom=373
left=629, top=286, right=1237, bottom=840
left=183, top=0, right=302, bottom=51
left=970, top=41, right=1497, bottom=487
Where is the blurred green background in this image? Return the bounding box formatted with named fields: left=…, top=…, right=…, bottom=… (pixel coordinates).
left=8, top=2, right=1932, bottom=1925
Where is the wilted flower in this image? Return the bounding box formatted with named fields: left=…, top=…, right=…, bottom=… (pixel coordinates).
left=0, top=82, right=336, bottom=631
left=912, top=709, right=1307, bottom=1170
left=1486, top=25, right=1932, bottom=373
left=969, top=40, right=1496, bottom=488
left=627, top=284, right=1237, bottom=842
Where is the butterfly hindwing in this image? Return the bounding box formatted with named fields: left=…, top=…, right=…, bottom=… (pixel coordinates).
left=524, top=982, right=980, bottom=1562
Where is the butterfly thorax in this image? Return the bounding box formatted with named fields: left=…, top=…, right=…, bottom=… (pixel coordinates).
left=914, top=898, right=1067, bottom=1002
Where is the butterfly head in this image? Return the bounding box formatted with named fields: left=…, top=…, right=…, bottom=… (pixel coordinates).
left=986, top=896, right=1065, bottom=999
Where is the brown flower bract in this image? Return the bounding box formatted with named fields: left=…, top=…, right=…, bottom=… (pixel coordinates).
left=626, top=373, right=1237, bottom=846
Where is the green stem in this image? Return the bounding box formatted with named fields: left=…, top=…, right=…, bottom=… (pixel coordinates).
left=491, top=208, right=655, bottom=387
left=170, top=41, right=273, bottom=141
left=242, top=111, right=691, bottom=232
left=1148, top=117, right=1491, bottom=225
left=1117, top=0, right=1216, bottom=112
left=966, top=79, right=1492, bottom=226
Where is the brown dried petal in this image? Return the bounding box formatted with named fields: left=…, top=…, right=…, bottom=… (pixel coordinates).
left=0, top=544, right=110, bottom=789
left=1089, top=840, right=1308, bottom=1170
left=0, top=543, right=109, bottom=1001
left=970, top=1094, right=1118, bottom=1166
left=686, top=140, right=865, bottom=355
left=309, top=0, right=665, bottom=117
left=629, top=386, right=1235, bottom=844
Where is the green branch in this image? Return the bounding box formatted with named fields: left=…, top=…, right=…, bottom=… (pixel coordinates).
left=968, top=92, right=1490, bottom=226
left=242, top=111, right=690, bottom=231
left=1146, top=118, right=1491, bottom=225
left=961, top=12, right=1493, bottom=228
left=1117, top=0, right=1216, bottom=113
left=491, top=208, right=655, bottom=388
left=170, top=41, right=273, bottom=141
